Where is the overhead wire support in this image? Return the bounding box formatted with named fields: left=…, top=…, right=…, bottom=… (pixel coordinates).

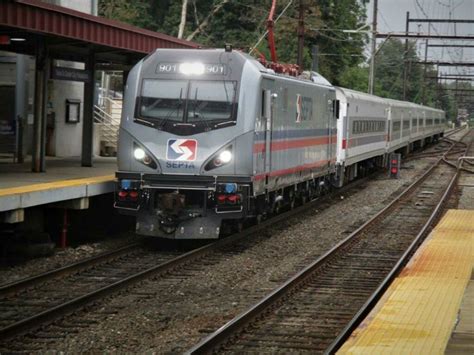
left=422, top=24, right=431, bottom=104
left=428, top=44, right=474, bottom=48
left=408, top=18, right=474, bottom=24
left=428, top=76, right=474, bottom=81
left=437, top=74, right=474, bottom=77
left=368, top=0, right=378, bottom=95
left=403, top=11, right=410, bottom=100
left=376, top=33, right=474, bottom=40
left=296, top=0, right=305, bottom=69
left=412, top=61, right=474, bottom=67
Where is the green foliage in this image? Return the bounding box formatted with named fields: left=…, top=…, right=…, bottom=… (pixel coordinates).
left=371, top=38, right=467, bottom=118
left=98, top=0, right=154, bottom=29
left=98, top=0, right=367, bottom=80
left=339, top=66, right=369, bottom=92
left=98, top=0, right=470, bottom=118
left=308, top=0, right=367, bottom=84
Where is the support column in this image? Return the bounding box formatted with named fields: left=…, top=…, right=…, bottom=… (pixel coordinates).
left=32, top=43, right=49, bottom=172
left=81, top=53, right=95, bottom=167
left=15, top=54, right=28, bottom=164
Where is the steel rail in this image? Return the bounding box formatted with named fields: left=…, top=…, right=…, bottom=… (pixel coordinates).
left=0, top=173, right=371, bottom=342
left=186, top=129, right=471, bottom=354
left=0, top=243, right=140, bottom=298
left=1, top=130, right=461, bottom=343
left=404, top=128, right=464, bottom=161
left=325, top=136, right=472, bottom=354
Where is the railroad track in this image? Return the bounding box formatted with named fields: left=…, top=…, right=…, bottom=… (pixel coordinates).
left=188, top=129, right=472, bottom=354
left=405, top=127, right=467, bottom=161
left=0, top=243, right=140, bottom=298
left=0, top=244, right=185, bottom=341
left=0, top=133, right=465, bottom=349
left=0, top=172, right=373, bottom=346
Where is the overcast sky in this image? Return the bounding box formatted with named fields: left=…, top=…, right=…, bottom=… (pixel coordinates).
left=365, top=0, right=473, bottom=77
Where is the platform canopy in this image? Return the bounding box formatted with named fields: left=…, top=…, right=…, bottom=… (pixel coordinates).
left=0, top=0, right=199, bottom=172
left=0, top=0, right=198, bottom=66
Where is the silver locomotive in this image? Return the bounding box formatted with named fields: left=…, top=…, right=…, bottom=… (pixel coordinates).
left=115, top=48, right=445, bottom=239
left=115, top=48, right=338, bottom=238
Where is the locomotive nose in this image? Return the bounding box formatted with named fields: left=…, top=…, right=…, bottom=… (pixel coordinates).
left=147, top=136, right=235, bottom=176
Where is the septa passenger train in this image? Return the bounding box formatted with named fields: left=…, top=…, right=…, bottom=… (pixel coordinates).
left=114, top=48, right=445, bottom=239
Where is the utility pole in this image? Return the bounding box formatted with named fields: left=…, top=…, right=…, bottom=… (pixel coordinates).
left=421, top=25, right=431, bottom=104
left=368, top=0, right=378, bottom=95
left=403, top=11, right=410, bottom=100
left=297, top=0, right=305, bottom=70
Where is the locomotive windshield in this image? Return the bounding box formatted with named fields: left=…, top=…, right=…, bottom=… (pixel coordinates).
left=137, top=79, right=238, bottom=135
left=188, top=81, right=235, bottom=122
left=140, top=79, right=186, bottom=121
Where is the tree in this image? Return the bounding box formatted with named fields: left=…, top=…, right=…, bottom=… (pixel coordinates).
left=177, top=0, right=188, bottom=39
left=372, top=38, right=441, bottom=106
left=98, top=0, right=368, bottom=85
left=339, top=66, right=369, bottom=92
left=308, top=0, right=368, bottom=84
left=98, top=0, right=154, bottom=29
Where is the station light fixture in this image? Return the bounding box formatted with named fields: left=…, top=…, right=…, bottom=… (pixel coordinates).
left=10, top=37, right=26, bottom=42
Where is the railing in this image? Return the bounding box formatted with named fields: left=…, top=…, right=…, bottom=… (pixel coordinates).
left=93, top=96, right=122, bottom=155
left=93, top=107, right=118, bottom=143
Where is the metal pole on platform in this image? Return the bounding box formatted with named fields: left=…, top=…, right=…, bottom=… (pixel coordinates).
left=60, top=208, right=68, bottom=248
left=15, top=54, right=27, bottom=164
left=32, top=42, right=48, bottom=172
left=81, top=52, right=96, bottom=167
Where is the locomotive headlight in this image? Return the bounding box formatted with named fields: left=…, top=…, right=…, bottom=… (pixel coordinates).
left=204, top=146, right=233, bottom=171
left=133, top=143, right=158, bottom=169
left=179, top=62, right=205, bottom=75
left=134, top=147, right=146, bottom=160
left=218, top=150, right=232, bottom=164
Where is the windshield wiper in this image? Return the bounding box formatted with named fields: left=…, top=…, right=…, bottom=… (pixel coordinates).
left=155, top=88, right=184, bottom=130
left=215, top=120, right=235, bottom=127
left=134, top=117, right=155, bottom=127
left=190, top=88, right=212, bottom=131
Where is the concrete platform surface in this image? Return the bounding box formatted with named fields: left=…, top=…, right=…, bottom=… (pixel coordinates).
left=0, top=157, right=116, bottom=214
left=338, top=209, right=474, bottom=355
left=0, top=156, right=116, bottom=189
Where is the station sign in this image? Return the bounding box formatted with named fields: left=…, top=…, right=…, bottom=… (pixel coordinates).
left=51, top=66, right=91, bottom=83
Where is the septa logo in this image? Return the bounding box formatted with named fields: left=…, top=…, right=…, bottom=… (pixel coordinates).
left=166, top=139, right=198, bottom=161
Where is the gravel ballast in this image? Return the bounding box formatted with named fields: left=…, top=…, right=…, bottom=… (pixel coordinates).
left=7, top=157, right=443, bottom=353
left=0, top=233, right=136, bottom=285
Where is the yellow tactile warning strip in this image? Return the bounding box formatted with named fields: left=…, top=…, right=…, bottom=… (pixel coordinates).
left=338, top=209, right=474, bottom=355
left=0, top=175, right=115, bottom=197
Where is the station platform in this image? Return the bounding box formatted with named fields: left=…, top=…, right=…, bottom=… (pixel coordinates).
left=0, top=157, right=116, bottom=222
left=338, top=209, right=474, bottom=355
